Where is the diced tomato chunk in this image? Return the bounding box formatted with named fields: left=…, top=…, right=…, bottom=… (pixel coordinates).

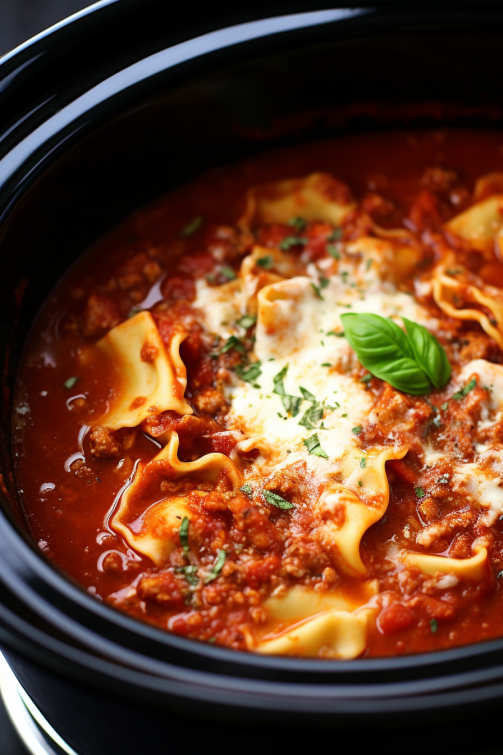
left=377, top=602, right=415, bottom=635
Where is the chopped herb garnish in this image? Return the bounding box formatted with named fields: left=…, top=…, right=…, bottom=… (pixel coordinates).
left=287, top=216, right=307, bottom=231
left=179, top=516, right=190, bottom=554
left=430, top=618, right=438, bottom=633
left=326, top=244, right=340, bottom=260
left=221, top=335, right=245, bottom=355
left=328, top=228, right=343, bottom=241
left=240, top=484, right=253, bottom=496
left=299, top=386, right=316, bottom=402
left=204, top=550, right=226, bottom=583
left=256, top=255, right=273, bottom=269
left=279, top=236, right=308, bottom=251
left=352, top=425, right=362, bottom=434
left=321, top=363, right=332, bottom=367
left=445, top=268, right=462, bottom=276
left=177, top=564, right=198, bottom=586
left=432, top=416, right=443, bottom=428
left=220, top=265, right=236, bottom=280
left=366, top=258, right=374, bottom=271
left=311, top=282, right=325, bottom=300
left=327, top=330, right=345, bottom=338
left=360, top=373, right=372, bottom=383
left=342, top=413, right=348, bottom=417
left=263, top=490, right=295, bottom=509
left=180, top=215, right=203, bottom=237
left=303, top=433, right=329, bottom=459
left=441, top=402, right=448, bottom=411
left=320, top=277, right=330, bottom=290
left=358, top=480, right=363, bottom=487
left=64, top=377, right=80, bottom=390
left=272, top=364, right=301, bottom=416
left=415, top=487, right=425, bottom=499
left=360, top=457, right=367, bottom=468
left=452, top=378, right=477, bottom=400
left=298, top=401, right=324, bottom=429
left=237, top=314, right=257, bottom=329
left=208, top=637, right=216, bottom=644
left=235, top=362, right=262, bottom=383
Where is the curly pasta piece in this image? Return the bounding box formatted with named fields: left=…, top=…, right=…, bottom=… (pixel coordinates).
left=445, top=192, right=503, bottom=256
left=400, top=544, right=489, bottom=582
left=239, top=172, right=356, bottom=229
left=93, top=311, right=192, bottom=430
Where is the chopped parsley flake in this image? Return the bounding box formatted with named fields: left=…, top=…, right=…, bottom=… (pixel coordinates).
left=430, top=618, right=438, bottom=633
left=366, top=258, right=374, bottom=271
left=256, top=255, right=273, bottom=269
left=326, top=244, right=340, bottom=260
left=63, top=377, right=80, bottom=390
left=237, top=314, right=257, bottom=329
left=204, top=550, right=226, bottom=583
left=359, top=374, right=372, bottom=383
left=415, top=487, right=426, bottom=499
left=177, top=564, right=198, bottom=585
left=179, top=516, right=190, bottom=554
left=327, top=330, right=345, bottom=338
left=303, top=433, right=329, bottom=459
left=441, top=402, right=448, bottom=411
left=240, top=484, right=253, bottom=496
left=321, top=363, right=332, bottom=367
left=452, top=378, right=477, bottom=400
left=263, top=490, right=295, bottom=509
left=235, top=362, right=262, bottom=384
left=358, top=480, right=363, bottom=487
left=342, top=413, right=348, bottom=417
left=311, top=282, right=325, bottom=300
left=320, top=276, right=330, bottom=290
left=360, top=457, right=367, bottom=468
left=219, top=265, right=236, bottom=280
left=352, top=425, right=362, bottom=434
left=221, top=335, right=245, bottom=354
left=179, top=215, right=203, bottom=237
left=279, top=236, right=308, bottom=251
left=328, top=228, right=343, bottom=242
left=287, top=216, right=307, bottom=231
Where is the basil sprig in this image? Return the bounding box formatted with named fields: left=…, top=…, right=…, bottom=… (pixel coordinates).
left=341, top=313, right=451, bottom=396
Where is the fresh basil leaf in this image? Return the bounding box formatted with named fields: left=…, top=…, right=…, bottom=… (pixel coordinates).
left=177, top=564, right=198, bottom=585
left=327, top=228, right=343, bottom=242
left=452, top=377, right=477, bottom=400
left=341, top=313, right=433, bottom=395
left=272, top=365, right=289, bottom=394
left=263, top=490, right=295, bottom=509
left=327, top=244, right=340, bottom=260
left=299, top=386, right=316, bottom=402
left=180, top=216, right=203, bottom=237
left=402, top=318, right=451, bottom=390
left=240, top=484, right=253, bottom=496
left=204, top=550, right=226, bottom=583
left=415, top=487, right=425, bottom=499
left=303, top=433, right=329, bottom=459
left=219, top=265, right=236, bottom=281
left=311, top=282, right=324, bottom=300
left=298, top=402, right=323, bottom=429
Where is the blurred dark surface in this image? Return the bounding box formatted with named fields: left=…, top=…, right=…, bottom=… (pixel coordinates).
left=0, top=0, right=90, bottom=56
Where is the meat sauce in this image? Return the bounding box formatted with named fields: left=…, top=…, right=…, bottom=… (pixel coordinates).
left=13, top=129, right=503, bottom=657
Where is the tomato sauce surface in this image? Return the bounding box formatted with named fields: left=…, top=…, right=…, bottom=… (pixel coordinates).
left=13, top=129, right=503, bottom=658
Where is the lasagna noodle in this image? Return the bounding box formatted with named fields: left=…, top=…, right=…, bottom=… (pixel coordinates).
left=93, top=311, right=192, bottom=430
left=400, top=545, right=489, bottom=581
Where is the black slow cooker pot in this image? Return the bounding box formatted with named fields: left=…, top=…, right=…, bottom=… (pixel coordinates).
left=3, top=2, right=503, bottom=752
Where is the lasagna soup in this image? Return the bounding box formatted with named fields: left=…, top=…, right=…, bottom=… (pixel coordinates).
left=15, top=130, right=503, bottom=658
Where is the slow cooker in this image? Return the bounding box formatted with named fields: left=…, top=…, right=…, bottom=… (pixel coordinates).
left=3, top=2, right=503, bottom=753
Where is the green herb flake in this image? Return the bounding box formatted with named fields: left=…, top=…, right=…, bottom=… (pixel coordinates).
left=179, top=516, right=190, bottom=554
left=237, top=314, right=257, bottom=330
left=298, top=401, right=324, bottom=429
left=311, top=282, right=325, bottom=301
left=221, top=335, right=245, bottom=355
left=204, top=549, right=227, bottom=583
left=235, top=362, right=262, bottom=383
left=430, top=618, right=438, bottom=633
left=366, top=258, right=374, bottom=271
left=452, top=377, right=477, bottom=400
left=358, top=480, right=363, bottom=487
left=287, top=216, right=307, bottom=231
left=321, top=363, right=332, bottom=367
left=219, top=265, right=236, bottom=280
left=432, top=416, right=443, bottom=429
left=64, top=377, right=80, bottom=390
left=256, top=255, right=273, bottom=269
left=415, top=487, right=426, bottom=499
left=279, top=236, right=308, bottom=251
left=178, top=564, right=198, bottom=586
left=328, top=228, right=343, bottom=242
left=299, top=386, right=316, bottom=402
left=303, top=433, right=329, bottom=459
left=263, top=490, right=295, bottom=509
left=240, top=484, right=253, bottom=496
left=445, top=268, right=462, bottom=276
left=441, top=402, right=448, bottom=411
left=352, top=425, right=362, bottom=434
left=360, top=457, right=367, bottom=468
left=180, top=215, right=203, bottom=237
left=327, top=330, right=345, bottom=338
left=320, top=277, right=330, bottom=290
left=342, top=413, right=348, bottom=417
left=208, top=637, right=216, bottom=644
left=359, top=373, right=372, bottom=383
left=326, top=244, right=340, bottom=260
